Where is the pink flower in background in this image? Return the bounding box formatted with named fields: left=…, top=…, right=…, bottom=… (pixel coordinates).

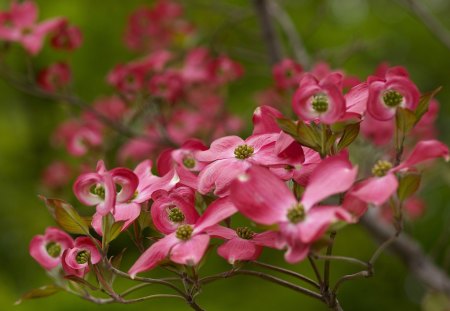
left=366, top=67, right=420, bottom=120
left=73, top=160, right=139, bottom=216
left=61, top=237, right=101, bottom=277
left=29, top=227, right=74, bottom=270
left=148, top=71, right=184, bottom=103
left=118, top=126, right=161, bottom=164
left=83, top=96, right=128, bottom=128
left=151, top=186, right=199, bottom=234
left=230, top=155, right=357, bottom=263
left=360, top=111, right=394, bottom=146
left=197, top=134, right=304, bottom=197
left=208, top=55, right=244, bottom=86
left=351, top=140, right=449, bottom=206
left=272, top=58, right=303, bottom=90
left=41, top=161, right=72, bottom=189
left=53, top=120, right=102, bottom=156
left=49, top=19, right=82, bottom=50
left=37, top=62, right=71, bottom=92
left=207, top=226, right=280, bottom=264
left=381, top=196, right=425, bottom=222
left=292, top=73, right=345, bottom=124
left=0, top=0, right=63, bottom=55
left=181, top=47, right=211, bottom=83
left=128, top=198, right=237, bottom=276
left=413, top=99, right=439, bottom=140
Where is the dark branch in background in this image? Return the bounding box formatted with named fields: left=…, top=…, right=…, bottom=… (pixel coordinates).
left=397, top=0, right=450, bottom=51
left=253, top=0, right=282, bottom=65
left=362, top=212, right=450, bottom=295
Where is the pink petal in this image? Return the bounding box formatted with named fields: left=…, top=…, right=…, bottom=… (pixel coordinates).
left=252, top=105, right=283, bottom=135
left=394, top=140, right=449, bottom=171
left=170, top=234, right=210, bottom=266
left=229, top=166, right=296, bottom=225
left=252, top=231, right=280, bottom=248
left=128, top=234, right=178, bottom=277
left=194, top=198, right=237, bottom=233
left=74, top=237, right=101, bottom=264
left=301, top=154, right=358, bottom=209
left=367, top=79, right=395, bottom=121
left=217, top=238, right=262, bottom=264
left=73, top=172, right=103, bottom=206
left=196, top=136, right=243, bottom=162
left=284, top=242, right=310, bottom=264
left=204, top=225, right=237, bottom=239
left=111, top=168, right=139, bottom=203
left=351, top=173, right=398, bottom=206
left=29, top=235, right=60, bottom=270
left=345, top=83, right=368, bottom=115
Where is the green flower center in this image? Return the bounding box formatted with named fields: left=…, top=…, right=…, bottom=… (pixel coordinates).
left=287, top=204, right=306, bottom=224
left=176, top=224, right=193, bottom=241
left=382, top=90, right=403, bottom=108
left=311, top=93, right=329, bottom=113
left=168, top=207, right=185, bottom=223
left=76, top=250, right=91, bottom=264
left=182, top=156, right=196, bottom=169
left=90, top=185, right=105, bottom=200
left=236, top=227, right=255, bottom=240
left=371, top=160, right=393, bottom=177
left=45, top=242, right=61, bottom=258
left=234, top=144, right=254, bottom=159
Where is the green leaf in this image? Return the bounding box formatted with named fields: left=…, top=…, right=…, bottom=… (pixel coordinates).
left=337, top=122, right=360, bottom=151
left=422, top=291, right=450, bottom=311
left=64, top=275, right=99, bottom=291
left=276, top=118, right=297, bottom=136
left=40, top=197, right=90, bottom=235
left=415, top=86, right=442, bottom=125
left=102, top=214, right=125, bottom=247
left=397, top=173, right=421, bottom=201
left=396, top=107, right=416, bottom=135
left=15, top=285, right=61, bottom=305
left=296, top=120, right=321, bottom=150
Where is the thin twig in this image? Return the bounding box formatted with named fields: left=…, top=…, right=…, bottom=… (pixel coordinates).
left=252, top=261, right=320, bottom=289
left=323, top=231, right=337, bottom=290
left=312, top=254, right=369, bottom=268
left=308, top=255, right=323, bottom=285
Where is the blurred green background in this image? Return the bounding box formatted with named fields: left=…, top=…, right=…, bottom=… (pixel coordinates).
left=1, top=0, right=450, bottom=310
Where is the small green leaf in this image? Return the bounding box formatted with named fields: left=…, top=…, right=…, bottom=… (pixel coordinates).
left=102, top=214, right=125, bottom=248
left=15, top=285, right=61, bottom=305
left=396, top=107, right=416, bottom=135
left=337, top=122, right=360, bottom=151
left=422, top=291, right=450, bottom=311
left=137, top=210, right=152, bottom=230
left=64, top=275, right=99, bottom=291
left=40, top=197, right=90, bottom=235
left=415, top=86, right=442, bottom=125
left=397, top=173, right=421, bottom=201
left=296, top=120, right=321, bottom=150
left=276, top=118, right=298, bottom=137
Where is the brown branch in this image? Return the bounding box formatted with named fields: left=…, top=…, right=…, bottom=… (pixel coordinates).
left=361, top=212, right=450, bottom=296
left=253, top=0, right=282, bottom=65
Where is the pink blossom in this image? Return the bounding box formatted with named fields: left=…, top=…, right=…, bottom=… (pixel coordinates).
left=148, top=71, right=184, bottom=103
left=83, top=96, right=128, bottom=127
left=272, top=58, right=303, bottom=90
left=292, top=73, right=346, bottom=124
left=0, top=1, right=63, bottom=55
left=197, top=134, right=304, bottom=197
left=207, top=55, right=244, bottom=86
left=351, top=140, right=449, bottom=206
left=53, top=120, right=102, bottom=156
left=29, top=227, right=74, bottom=270
left=37, top=62, right=71, bottom=92
left=229, top=155, right=357, bottom=263
left=41, top=161, right=71, bottom=189
left=207, top=226, right=280, bottom=264
left=360, top=112, right=394, bottom=146
left=73, top=160, right=139, bottom=216
left=180, top=48, right=211, bottom=83
left=128, top=198, right=237, bottom=276
left=151, top=186, right=199, bottom=234
left=61, top=237, right=101, bottom=277
left=366, top=67, right=420, bottom=121
left=49, top=19, right=82, bottom=51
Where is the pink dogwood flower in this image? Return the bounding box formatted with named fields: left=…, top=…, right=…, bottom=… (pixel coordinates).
left=128, top=198, right=237, bottom=277
left=230, top=155, right=357, bottom=263
left=272, top=58, right=303, bottom=91
left=197, top=134, right=304, bottom=197
left=61, top=237, right=101, bottom=277
left=292, top=73, right=346, bottom=124
left=351, top=140, right=449, bottom=206
left=49, top=19, right=82, bottom=51
left=366, top=67, right=420, bottom=121
left=207, top=226, right=280, bottom=264
left=0, top=1, right=63, bottom=55
left=29, top=227, right=74, bottom=270
left=37, top=62, right=71, bottom=92
left=53, top=120, right=102, bottom=156
left=91, top=159, right=179, bottom=235
left=73, top=160, right=139, bottom=216
left=151, top=186, right=199, bottom=234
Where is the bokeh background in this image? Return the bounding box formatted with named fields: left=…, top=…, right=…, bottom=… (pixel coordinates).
left=1, top=0, right=450, bottom=310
